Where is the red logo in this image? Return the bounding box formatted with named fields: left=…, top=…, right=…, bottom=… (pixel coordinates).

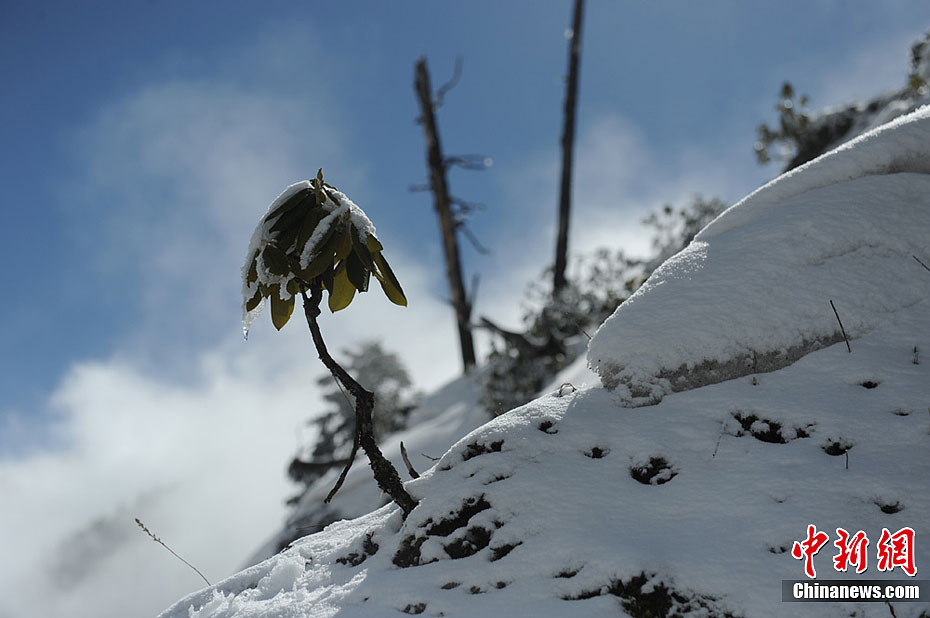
left=792, top=525, right=917, bottom=578
left=792, top=524, right=830, bottom=578
left=877, top=527, right=916, bottom=577
left=833, top=528, right=869, bottom=573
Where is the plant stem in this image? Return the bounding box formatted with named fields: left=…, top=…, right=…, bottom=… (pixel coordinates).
left=135, top=518, right=211, bottom=587
left=300, top=284, right=418, bottom=517
left=829, top=300, right=851, bottom=353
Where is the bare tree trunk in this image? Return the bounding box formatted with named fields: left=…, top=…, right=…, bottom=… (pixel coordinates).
left=553, top=0, right=585, bottom=296
left=414, top=56, right=477, bottom=373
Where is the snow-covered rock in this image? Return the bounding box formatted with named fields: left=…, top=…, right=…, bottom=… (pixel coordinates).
left=159, top=108, right=930, bottom=618
left=589, top=106, right=930, bottom=405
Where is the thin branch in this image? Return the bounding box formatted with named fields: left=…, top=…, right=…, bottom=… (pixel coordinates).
left=288, top=457, right=353, bottom=478
left=913, top=254, right=930, bottom=273
left=135, top=518, right=211, bottom=587
left=409, top=183, right=431, bottom=193
left=300, top=284, right=417, bottom=516
left=459, top=223, right=491, bottom=255
left=445, top=154, right=492, bottom=171
left=830, top=300, right=851, bottom=353
left=711, top=431, right=724, bottom=458
left=886, top=600, right=898, bottom=618
left=480, top=316, right=535, bottom=350
left=399, top=441, right=420, bottom=479
left=450, top=196, right=485, bottom=216
left=434, top=55, right=463, bottom=110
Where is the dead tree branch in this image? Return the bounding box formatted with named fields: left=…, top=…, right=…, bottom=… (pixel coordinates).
left=445, top=154, right=492, bottom=170
left=479, top=316, right=564, bottom=359
left=288, top=457, right=353, bottom=483
left=434, top=55, right=463, bottom=110
left=459, top=223, right=491, bottom=255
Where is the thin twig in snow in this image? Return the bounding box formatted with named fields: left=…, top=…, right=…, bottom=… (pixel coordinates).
left=830, top=300, right=851, bottom=353
left=400, top=441, right=420, bottom=479
left=135, top=518, right=211, bottom=586
left=913, top=254, right=930, bottom=274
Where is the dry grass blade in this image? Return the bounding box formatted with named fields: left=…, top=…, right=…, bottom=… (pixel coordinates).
left=135, top=518, right=211, bottom=586
left=829, top=300, right=851, bottom=353
left=913, top=254, right=930, bottom=274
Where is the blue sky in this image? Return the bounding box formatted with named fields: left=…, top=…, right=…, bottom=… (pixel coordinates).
left=3, top=1, right=928, bottom=433
left=3, top=1, right=925, bottom=431
left=2, top=3, right=930, bottom=613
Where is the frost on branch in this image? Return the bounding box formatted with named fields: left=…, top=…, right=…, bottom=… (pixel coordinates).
left=242, top=169, right=407, bottom=335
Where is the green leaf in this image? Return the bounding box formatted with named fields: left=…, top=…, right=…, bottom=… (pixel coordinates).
left=328, top=261, right=356, bottom=312
left=373, top=252, right=407, bottom=307
left=269, top=285, right=295, bottom=330
left=262, top=244, right=292, bottom=277
left=346, top=251, right=370, bottom=293
left=270, top=200, right=308, bottom=236
left=334, top=227, right=352, bottom=262
left=320, top=261, right=335, bottom=292
left=245, top=287, right=263, bottom=312
left=265, top=188, right=311, bottom=225
left=351, top=229, right=376, bottom=272
left=296, top=208, right=328, bottom=256
left=366, top=235, right=384, bottom=254
left=246, top=249, right=259, bottom=284
left=300, top=222, right=340, bottom=281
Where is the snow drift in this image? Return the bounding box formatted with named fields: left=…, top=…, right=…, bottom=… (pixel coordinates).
left=588, top=106, right=930, bottom=405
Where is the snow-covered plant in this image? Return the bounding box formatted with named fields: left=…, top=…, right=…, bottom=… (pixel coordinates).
left=242, top=170, right=417, bottom=517
left=242, top=169, right=406, bottom=334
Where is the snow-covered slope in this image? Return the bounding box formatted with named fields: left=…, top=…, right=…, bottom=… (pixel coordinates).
left=159, top=108, right=930, bottom=618
left=589, top=106, right=930, bottom=405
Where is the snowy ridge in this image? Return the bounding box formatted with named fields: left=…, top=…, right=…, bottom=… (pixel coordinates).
left=705, top=105, right=930, bottom=238
left=588, top=106, right=930, bottom=405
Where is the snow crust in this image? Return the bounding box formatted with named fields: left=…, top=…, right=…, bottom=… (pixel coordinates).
left=588, top=106, right=930, bottom=405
